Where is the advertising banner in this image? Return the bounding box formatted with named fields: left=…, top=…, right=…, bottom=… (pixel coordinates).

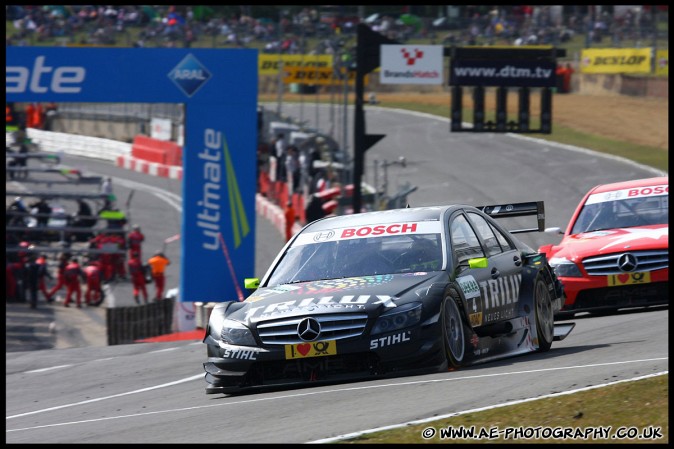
left=656, top=49, right=669, bottom=76
left=380, top=45, right=444, bottom=85
left=580, top=48, right=652, bottom=74
left=258, top=54, right=333, bottom=75
left=449, top=59, right=556, bottom=87
left=6, top=47, right=258, bottom=304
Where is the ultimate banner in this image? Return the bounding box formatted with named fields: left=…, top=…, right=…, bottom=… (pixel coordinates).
left=6, top=47, right=258, bottom=304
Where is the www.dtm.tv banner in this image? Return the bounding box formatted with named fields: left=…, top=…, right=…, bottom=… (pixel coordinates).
left=6, top=46, right=258, bottom=304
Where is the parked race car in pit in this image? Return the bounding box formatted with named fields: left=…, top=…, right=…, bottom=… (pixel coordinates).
left=540, top=176, right=668, bottom=319
left=203, top=202, right=575, bottom=395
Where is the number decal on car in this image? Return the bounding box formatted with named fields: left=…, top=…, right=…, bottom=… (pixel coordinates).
left=285, top=341, right=337, bottom=359
left=608, top=272, right=651, bottom=286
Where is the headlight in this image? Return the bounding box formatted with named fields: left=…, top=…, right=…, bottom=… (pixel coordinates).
left=549, top=257, right=583, bottom=278
left=220, top=319, right=257, bottom=346
left=371, top=302, right=422, bottom=335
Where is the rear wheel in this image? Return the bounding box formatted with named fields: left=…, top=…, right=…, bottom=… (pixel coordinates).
left=441, top=289, right=466, bottom=368
left=534, top=276, right=554, bottom=352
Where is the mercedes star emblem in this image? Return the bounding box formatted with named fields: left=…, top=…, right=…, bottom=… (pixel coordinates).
left=617, top=253, right=638, bottom=272
left=297, top=317, right=321, bottom=341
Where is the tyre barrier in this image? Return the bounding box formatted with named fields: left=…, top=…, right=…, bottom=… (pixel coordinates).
left=106, top=298, right=174, bottom=345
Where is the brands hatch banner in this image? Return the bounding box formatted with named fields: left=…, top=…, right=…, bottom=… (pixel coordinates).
left=580, top=48, right=652, bottom=74
left=380, top=45, right=444, bottom=85
left=6, top=47, right=258, bottom=304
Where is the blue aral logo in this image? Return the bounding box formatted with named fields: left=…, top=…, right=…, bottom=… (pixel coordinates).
left=168, top=54, right=211, bottom=97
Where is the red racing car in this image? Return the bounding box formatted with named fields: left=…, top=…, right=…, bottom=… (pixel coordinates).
left=539, top=176, right=668, bottom=319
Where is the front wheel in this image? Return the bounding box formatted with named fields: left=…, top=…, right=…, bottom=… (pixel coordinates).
left=441, top=289, right=466, bottom=368
left=534, top=276, right=554, bottom=352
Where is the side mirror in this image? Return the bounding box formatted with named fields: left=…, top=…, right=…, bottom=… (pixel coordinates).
left=468, top=257, right=488, bottom=269
left=544, top=227, right=563, bottom=235
left=244, top=278, right=260, bottom=289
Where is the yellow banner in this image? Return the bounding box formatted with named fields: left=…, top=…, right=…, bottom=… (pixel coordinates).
left=580, top=48, right=652, bottom=74
left=282, top=66, right=359, bottom=86
left=259, top=54, right=333, bottom=75
left=655, top=49, right=668, bottom=76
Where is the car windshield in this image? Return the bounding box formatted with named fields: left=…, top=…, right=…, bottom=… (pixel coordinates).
left=571, top=192, right=668, bottom=234
left=267, top=232, right=444, bottom=286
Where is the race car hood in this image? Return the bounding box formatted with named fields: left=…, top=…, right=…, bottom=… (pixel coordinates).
left=228, top=272, right=448, bottom=324
left=553, top=225, right=668, bottom=261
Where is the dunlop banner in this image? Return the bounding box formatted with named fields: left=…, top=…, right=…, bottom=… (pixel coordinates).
left=580, top=48, right=652, bottom=74
left=259, top=54, right=333, bottom=75
left=656, top=49, right=668, bottom=76
left=282, top=66, right=360, bottom=86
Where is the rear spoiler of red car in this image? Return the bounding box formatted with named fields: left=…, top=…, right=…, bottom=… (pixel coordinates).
left=476, top=201, right=545, bottom=234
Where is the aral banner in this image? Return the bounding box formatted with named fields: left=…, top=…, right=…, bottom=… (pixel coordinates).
left=580, top=48, right=652, bottom=74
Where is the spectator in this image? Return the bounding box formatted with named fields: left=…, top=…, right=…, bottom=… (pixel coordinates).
left=29, top=197, right=52, bottom=227
left=109, top=230, right=127, bottom=280
left=147, top=250, right=171, bottom=301
left=285, top=145, right=300, bottom=195
left=83, top=258, right=104, bottom=306
left=7, top=196, right=29, bottom=226
left=284, top=200, right=295, bottom=241
left=47, top=252, right=69, bottom=302
left=63, top=256, right=85, bottom=308
left=127, top=251, right=148, bottom=304
left=7, top=257, right=17, bottom=302
left=100, top=177, right=115, bottom=204
left=23, top=251, right=51, bottom=309
left=127, top=224, right=145, bottom=260
left=35, top=252, right=53, bottom=304
left=71, top=199, right=97, bottom=228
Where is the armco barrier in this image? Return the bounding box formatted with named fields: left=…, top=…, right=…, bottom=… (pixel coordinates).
left=106, top=298, right=174, bottom=345
left=25, top=129, right=132, bottom=162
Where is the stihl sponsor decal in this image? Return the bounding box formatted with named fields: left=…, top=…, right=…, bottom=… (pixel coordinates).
left=223, top=347, right=259, bottom=360
left=293, top=221, right=441, bottom=246
left=370, top=331, right=411, bottom=349
left=585, top=185, right=668, bottom=205
left=244, top=295, right=397, bottom=320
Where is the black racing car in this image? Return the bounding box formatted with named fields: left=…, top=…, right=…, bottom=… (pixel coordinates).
left=203, top=202, right=575, bottom=394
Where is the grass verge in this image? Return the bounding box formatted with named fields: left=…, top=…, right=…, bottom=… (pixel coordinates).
left=336, top=373, right=668, bottom=444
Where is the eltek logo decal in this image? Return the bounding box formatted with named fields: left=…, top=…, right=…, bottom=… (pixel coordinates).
left=6, top=56, right=86, bottom=94
left=168, top=54, right=211, bottom=97
left=401, top=48, right=424, bottom=65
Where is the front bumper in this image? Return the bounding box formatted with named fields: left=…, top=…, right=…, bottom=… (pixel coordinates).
left=203, top=323, right=446, bottom=394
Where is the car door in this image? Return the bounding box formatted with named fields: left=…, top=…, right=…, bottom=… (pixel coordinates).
left=449, top=211, right=522, bottom=328
left=465, top=211, right=523, bottom=324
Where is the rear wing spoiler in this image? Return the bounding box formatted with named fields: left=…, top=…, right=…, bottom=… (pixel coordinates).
left=476, top=201, right=545, bottom=234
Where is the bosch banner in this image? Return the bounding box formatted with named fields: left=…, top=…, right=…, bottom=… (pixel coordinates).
left=6, top=47, right=258, bottom=304
left=450, top=59, right=556, bottom=88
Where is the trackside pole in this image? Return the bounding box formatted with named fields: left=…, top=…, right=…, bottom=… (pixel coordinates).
left=218, top=232, right=244, bottom=301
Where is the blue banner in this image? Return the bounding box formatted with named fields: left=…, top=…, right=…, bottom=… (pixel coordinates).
left=7, top=47, right=258, bottom=303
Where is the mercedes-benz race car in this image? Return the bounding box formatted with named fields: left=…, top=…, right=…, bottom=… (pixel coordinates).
left=203, top=202, right=575, bottom=394
left=539, top=176, right=668, bottom=319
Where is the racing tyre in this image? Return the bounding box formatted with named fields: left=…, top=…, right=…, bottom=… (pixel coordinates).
left=441, top=289, right=466, bottom=368
left=534, top=276, right=554, bottom=352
